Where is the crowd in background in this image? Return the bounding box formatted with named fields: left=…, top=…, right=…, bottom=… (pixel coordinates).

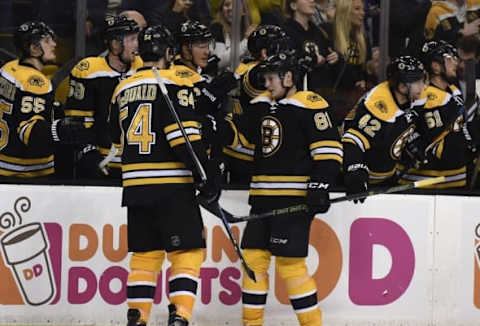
left=0, top=0, right=480, bottom=190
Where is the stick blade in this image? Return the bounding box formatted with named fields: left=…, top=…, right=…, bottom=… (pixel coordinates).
left=413, top=176, right=446, bottom=188
left=243, top=264, right=256, bottom=282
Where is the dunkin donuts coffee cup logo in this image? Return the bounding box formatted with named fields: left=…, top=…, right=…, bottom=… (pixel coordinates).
left=0, top=197, right=56, bottom=305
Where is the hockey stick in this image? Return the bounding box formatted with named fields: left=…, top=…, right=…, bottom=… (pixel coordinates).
left=223, top=176, right=446, bottom=223
left=152, top=67, right=207, bottom=182
left=152, top=67, right=256, bottom=282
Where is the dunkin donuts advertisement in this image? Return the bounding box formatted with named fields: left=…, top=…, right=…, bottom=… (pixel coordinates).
left=0, top=185, right=479, bottom=326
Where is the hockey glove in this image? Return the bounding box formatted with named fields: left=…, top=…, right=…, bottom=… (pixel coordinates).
left=344, top=163, right=369, bottom=204
left=403, top=131, right=429, bottom=169
left=76, top=144, right=109, bottom=178
left=196, top=160, right=222, bottom=205
left=306, top=181, right=331, bottom=215
left=52, top=117, right=95, bottom=145
left=208, top=71, right=238, bottom=100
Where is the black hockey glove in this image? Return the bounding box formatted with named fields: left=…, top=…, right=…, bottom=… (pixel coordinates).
left=403, top=131, right=429, bottom=169
left=344, top=163, right=369, bottom=204
left=464, top=114, right=480, bottom=149
left=196, top=160, right=222, bottom=205
left=76, top=144, right=109, bottom=178
left=52, top=117, right=94, bottom=145
left=306, top=181, right=331, bottom=215
left=208, top=70, right=238, bottom=100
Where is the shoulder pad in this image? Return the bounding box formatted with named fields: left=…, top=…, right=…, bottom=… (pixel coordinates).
left=131, top=56, right=144, bottom=71
left=1, top=60, right=52, bottom=95
left=279, top=91, right=329, bottom=110
left=421, top=86, right=452, bottom=109
left=468, top=0, right=480, bottom=9
left=71, top=57, right=113, bottom=79
left=235, top=61, right=258, bottom=77
left=159, top=67, right=196, bottom=87
left=169, top=65, right=203, bottom=84
left=431, top=1, right=453, bottom=13
left=363, top=82, right=401, bottom=122
left=250, top=91, right=273, bottom=105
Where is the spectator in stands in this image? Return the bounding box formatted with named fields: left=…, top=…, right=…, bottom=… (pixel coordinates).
left=249, top=0, right=283, bottom=25
left=158, top=0, right=207, bottom=34
left=425, top=0, right=480, bottom=46
left=283, top=0, right=340, bottom=93
left=210, top=0, right=257, bottom=72
left=331, top=0, right=370, bottom=122
left=389, top=0, right=432, bottom=57
left=311, top=0, right=335, bottom=26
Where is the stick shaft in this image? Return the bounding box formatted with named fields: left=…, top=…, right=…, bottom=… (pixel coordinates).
left=228, top=176, right=446, bottom=223
left=152, top=67, right=207, bottom=182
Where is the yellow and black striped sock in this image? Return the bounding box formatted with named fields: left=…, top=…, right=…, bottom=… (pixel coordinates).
left=127, top=250, right=165, bottom=324
left=242, top=249, right=272, bottom=326
left=276, top=257, right=322, bottom=326
left=167, top=249, right=203, bottom=322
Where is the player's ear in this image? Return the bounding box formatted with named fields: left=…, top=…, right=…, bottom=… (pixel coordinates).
left=283, top=71, right=293, bottom=88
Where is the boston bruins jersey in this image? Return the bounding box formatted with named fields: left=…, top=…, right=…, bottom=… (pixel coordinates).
left=246, top=91, right=342, bottom=210
left=398, top=84, right=467, bottom=188
left=425, top=0, right=480, bottom=44
left=110, top=66, right=209, bottom=206
left=221, top=60, right=264, bottom=183
left=171, top=59, right=224, bottom=155
left=342, top=82, right=425, bottom=185
left=0, top=60, right=55, bottom=178
left=65, top=56, right=143, bottom=171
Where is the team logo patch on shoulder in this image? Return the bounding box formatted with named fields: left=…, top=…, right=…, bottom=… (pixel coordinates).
left=76, top=60, right=90, bottom=71
left=28, top=75, right=45, bottom=87
left=374, top=100, right=387, bottom=113
left=175, top=69, right=194, bottom=78
left=427, top=93, right=437, bottom=101
left=307, top=94, right=321, bottom=102
left=441, top=19, right=452, bottom=31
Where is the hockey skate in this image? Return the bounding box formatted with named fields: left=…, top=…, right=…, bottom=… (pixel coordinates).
left=127, top=308, right=145, bottom=326
left=168, top=304, right=189, bottom=326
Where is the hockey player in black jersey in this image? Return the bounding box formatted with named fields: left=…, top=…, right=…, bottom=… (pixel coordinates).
left=397, top=40, right=468, bottom=188
left=222, top=25, right=291, bottom=184
left=65, top=15, right=143, bottom=178
left=342, top=56, right=427, bottom=201
left=173, top=20, right=237, bottom=168
left=0, top=21, right=91, bottom=178
left=109, top=25, right=219, bottom=326
left=234, top=51, right=341, bottom=326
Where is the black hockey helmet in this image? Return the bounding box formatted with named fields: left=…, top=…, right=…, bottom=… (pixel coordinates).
left=103, top=15, right=139, bottom=43
left=259, top=50, right=312, bottom=84
left=247, top=25, right=290, bottom=59
left=14, top=21, right=55, bottom=57
left=420, top=40, right=458, bottom=71
left=175, top=20, right=213, bottom=46
left=138, top=25, right=176, bottom=62
left=387, top=56, right=426, bottom=83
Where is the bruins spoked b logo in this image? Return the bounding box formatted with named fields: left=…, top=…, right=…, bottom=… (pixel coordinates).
left=261, top=116, right=282, bottom=157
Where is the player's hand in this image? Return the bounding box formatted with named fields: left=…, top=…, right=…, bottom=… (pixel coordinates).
left=52, top=117, right=95, bottom=145
left=76, top=144, right=109, bottom=178
left=403, top=131, right=429, bottom=168
left=196, top=159, right=222, bottom=205
left=209, top=71, right=238, bottom=98
left=306, top=182, right=330, bottom=215
left=344, top=163, right=369, bottom=204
